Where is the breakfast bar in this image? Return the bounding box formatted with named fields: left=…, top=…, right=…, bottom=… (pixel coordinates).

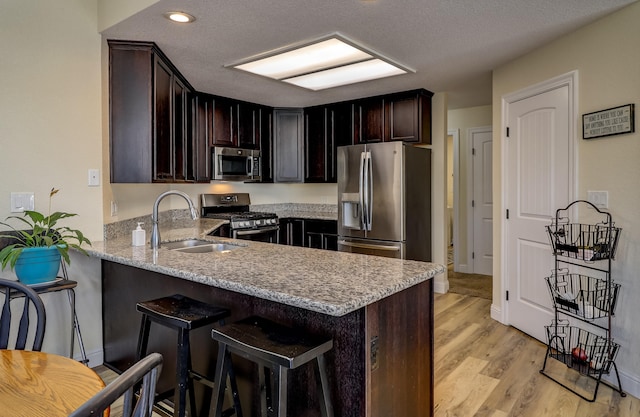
left=89, top=221, right=445, bottom=417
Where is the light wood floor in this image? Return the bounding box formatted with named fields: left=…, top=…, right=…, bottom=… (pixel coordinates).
left=95, top=292, right=640, bottom=417
left=434, top=292, right=639, bottom=417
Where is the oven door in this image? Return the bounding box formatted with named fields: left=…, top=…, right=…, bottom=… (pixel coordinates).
left=232, top=226, right=279, bottom=243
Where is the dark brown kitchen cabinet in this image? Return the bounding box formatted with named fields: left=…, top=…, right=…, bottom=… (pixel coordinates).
left=387, top=90, right=432, bottom=144
left=273, top=108, right=304, bottom=183
left=305, top=219, right=338, bottom=250
left=304, top=106, right=328, bottom=183
left=212, top=96, right=235, bottom=147
left=237, top=101, right=259, bottom=149
left=258, top=106, right=274, bottom=182
left=190, top=94, right=212, bottom=182
left=353, top=89, right=433, bottom=145
left=108, top=40, right=195, bottom=183
left=354, top=97, right=385, bottom=144
left=278, top=218, right=305, bottom=246
left=210, top=97, right=261, bottom=149
left=304, top=103, right=354, bottom=183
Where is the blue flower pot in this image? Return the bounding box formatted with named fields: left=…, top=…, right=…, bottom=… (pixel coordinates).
left=14, top=246, right=61, bottom=285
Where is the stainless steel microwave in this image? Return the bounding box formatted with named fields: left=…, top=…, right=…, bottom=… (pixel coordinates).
left=212, top=146, right=261, bottom=182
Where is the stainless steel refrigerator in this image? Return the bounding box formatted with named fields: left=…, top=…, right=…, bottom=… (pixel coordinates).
left=337, top=141, right=431, bottom=261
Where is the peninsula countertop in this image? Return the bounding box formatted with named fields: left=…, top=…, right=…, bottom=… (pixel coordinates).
left=89, top=219, right=444, bottom=317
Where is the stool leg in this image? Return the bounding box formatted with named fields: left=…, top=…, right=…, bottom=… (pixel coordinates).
left=315, top=354, right=334, bottom=417
left=186, top=342, right=198, bottom=417
left=225, top=350, right=243, bottom=417
left=136, top=315, right=151, bottom=361
left=176, top=328, right=190, bottom=417
left=260, top=366, right=268, bottom=416
left=211, top=343, right=229, bottom=417
left=272, top=365, right=288, bottom=417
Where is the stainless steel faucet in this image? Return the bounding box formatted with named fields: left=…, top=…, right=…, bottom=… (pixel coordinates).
left=150, top=190, right=199, bottom=249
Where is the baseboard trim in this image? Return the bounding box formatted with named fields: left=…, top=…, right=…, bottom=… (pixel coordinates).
left=490, top=303, right=504, bottom=323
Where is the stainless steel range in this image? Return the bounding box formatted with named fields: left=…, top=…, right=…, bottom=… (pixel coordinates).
left=200, top=193, right=279, bottom=243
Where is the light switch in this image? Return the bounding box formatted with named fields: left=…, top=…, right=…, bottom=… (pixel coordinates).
left=587, top=191, right=608, bottom=209
left=10, top=192, right=35, bottom=213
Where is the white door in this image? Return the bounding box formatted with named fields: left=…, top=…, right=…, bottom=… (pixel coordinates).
left=471, top=128, right=493, bottom=276
left=504, top=76, right=574, bottom=341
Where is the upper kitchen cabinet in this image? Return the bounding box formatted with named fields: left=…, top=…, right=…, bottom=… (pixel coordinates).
left=190, top=93, right=212, bottom=182
left=354, top=97, right=385, bottom=144
left=109, top=40, right=197, bottom=183
left=304, top=102, right=354, bottom=183
left=304, top=106, right=328, bottom=183
left=258, top=106, right=274, bottom=183
left=273, top=108, right=304, bottom=183
left=210, top=96, right=260, bottom=149
left=354, top=89, right=433, bottom=145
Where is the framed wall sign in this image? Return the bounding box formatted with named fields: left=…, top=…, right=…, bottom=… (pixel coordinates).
left=583, top=104, right=635, bottom=139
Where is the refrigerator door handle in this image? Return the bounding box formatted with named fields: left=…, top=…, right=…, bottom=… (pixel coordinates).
left=338, top=240, right=401, bottom=251
left=365, top=151, right=373, bottom=231
left=359, top=151, right=366, bottom=229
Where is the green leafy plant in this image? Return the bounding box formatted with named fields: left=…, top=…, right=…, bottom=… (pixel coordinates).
left=0, top=188, right=91, bottom=270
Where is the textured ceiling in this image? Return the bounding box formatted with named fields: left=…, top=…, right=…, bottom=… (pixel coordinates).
left=101, top=0, right=636, bottom=109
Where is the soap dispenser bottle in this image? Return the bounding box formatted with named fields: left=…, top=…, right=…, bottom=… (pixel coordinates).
left=132, top=222, right=146, bottom=246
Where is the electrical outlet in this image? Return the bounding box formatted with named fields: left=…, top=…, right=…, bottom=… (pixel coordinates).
left=110, top=201, right=118, bottom=217
left=88, top=169, right=100, bottom=186
left=587, top=191, right=608, bottom=209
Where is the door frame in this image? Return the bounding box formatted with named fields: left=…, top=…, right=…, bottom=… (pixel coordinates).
left=466, top=126, right=493, bottom=275
left=448, top=129, right=460, bottom=270
left=498, top=70, right=579, bottom=324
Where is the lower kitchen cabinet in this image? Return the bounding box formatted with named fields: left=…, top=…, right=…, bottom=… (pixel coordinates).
left=278, top=218, right=337, bottom=251
left=305, top=219, right=338, bottom=250
left=278, top=218, right=305, bottom=246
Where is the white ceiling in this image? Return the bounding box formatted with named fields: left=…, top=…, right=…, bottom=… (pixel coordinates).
left=101, top=0, right=636, bottom=109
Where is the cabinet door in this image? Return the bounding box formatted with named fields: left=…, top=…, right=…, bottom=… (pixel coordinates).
left=212, top=96, right=235, bottom=147
left=305, top=220, right=338, bottom=250
left=388, top=94, right=418, bottom=142
left=274, top=109, right=304, bottom=183
left=304, top=106, right=327, bottom=183
left=238, top=102, right=258, bottom=149
left=354, top=98, right=384, bottom=144
left=109, top=43, right=154, bottom=183
left=173, top=77, right=187, bottom=181
left=191, top=94, right=210, bottom=182
left=154, top=57, right=173, bottom=181
left=258, top=106, right=274, bottom=182
left=327, top=102, right=354, bottom=182
left=388, top=90, right=433, bottom=144
left=278, top=218, right=305, bottom=246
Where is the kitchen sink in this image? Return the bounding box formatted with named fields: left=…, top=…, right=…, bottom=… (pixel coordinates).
left=163, top=239, right=243, bottom=253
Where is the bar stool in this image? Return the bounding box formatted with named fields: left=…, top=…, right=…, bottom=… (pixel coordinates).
left=210, top=316, right=334, bottom=417
left=136, top=294, right=239, bottom=417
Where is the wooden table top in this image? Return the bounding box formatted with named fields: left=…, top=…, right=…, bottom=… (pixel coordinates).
left=0, top=350, right=106, bottom=416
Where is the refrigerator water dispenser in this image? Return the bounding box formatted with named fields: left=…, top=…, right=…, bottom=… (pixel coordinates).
left=341, top=193, right=361, bottom=230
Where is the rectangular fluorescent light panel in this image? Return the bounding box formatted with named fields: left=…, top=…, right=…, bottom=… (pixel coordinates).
left=230, top=35, right=411, bottom=90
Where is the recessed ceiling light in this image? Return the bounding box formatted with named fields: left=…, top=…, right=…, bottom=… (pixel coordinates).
left=164, top=12, right=195, bottom=23
left=226, top=33, right=413, bottom=91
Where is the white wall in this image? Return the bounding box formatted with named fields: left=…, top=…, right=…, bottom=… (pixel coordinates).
left=0, top=0, right=104, bottom=363
left=493, top=2, right=640, bottom=396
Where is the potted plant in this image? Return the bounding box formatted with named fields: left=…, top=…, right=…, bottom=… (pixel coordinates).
left=0, top=188, right=91, bottom=285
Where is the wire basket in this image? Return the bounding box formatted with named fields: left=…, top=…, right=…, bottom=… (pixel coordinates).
left=545, top=273, right=620, bottom=319
left=546, top=222, right=621, bottom=261
left=545, top=321, right=619, bottom=375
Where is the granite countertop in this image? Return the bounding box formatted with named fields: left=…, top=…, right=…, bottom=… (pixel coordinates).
left=92, top=216, right=444, bottom=317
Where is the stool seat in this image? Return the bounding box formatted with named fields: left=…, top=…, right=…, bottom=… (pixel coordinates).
left=211, top=316, right=333, bottom=369
left=136, top=294, right=230, bottom=330
left=136, top=294, right=235, bottom=417
left=211, top=316, right=334, bottom=417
